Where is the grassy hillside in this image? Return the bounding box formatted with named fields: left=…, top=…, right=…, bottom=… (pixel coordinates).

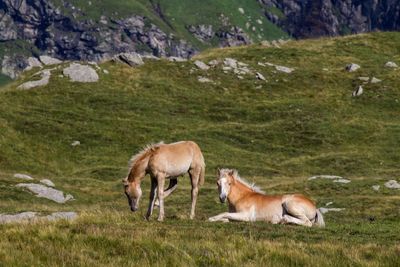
left=0, top=32, right=399, bottom=266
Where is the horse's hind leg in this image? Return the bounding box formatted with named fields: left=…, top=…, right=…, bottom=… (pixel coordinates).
left=189, top=168, right=201, bottom=219
left=146, top=177, right=157, bottom=220
left=283, top=201, right=313, bottom=227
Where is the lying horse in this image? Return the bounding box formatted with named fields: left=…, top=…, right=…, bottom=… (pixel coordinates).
left=209, top=168, right=324, bottom=227
left=123, top=141, right=205, bottom=221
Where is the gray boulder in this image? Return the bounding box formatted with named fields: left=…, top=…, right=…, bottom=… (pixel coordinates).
left=63, top=63, right=99, bottom=82
left=384, top=61, right=398, bottom=68
left=115, top=53, right=144, bottom=67
left=0, top=212, right=37, bottom=223
left=346, top=63, right=361, bottom=72
left=17, top=69, right=51, bottom=90
left=223, top=58, right=238, bottom=68
left=14, top=173, right=33, bottom=180
left=39, top=56, right=62, bottom=66
left=256, top=72, right=266, bottom=81
left=16, top=183, right=74, bottom=203
left=194, top=60, right=210, bottom=70
left=46, top=212, right=77, bottom=221
left=352, top=85, right=363, bottom=97
left=384, top=180, right=400, bottom=189
left=24, top=57, right=43, bottom=71
left=40, top=179, right=55, bottom=187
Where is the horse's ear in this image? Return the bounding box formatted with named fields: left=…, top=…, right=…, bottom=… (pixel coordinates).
left=122, top=178, right=128, bottom=185
left=217, top=168, right=221, bottom=176
left=228, top=169, right=235, bottom=176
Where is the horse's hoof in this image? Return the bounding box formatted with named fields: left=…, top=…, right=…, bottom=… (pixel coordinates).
left=157, top=217, right=164, bottom=222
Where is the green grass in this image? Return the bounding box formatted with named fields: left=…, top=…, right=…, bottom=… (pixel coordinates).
left=0, top=32, right=400, bottom=266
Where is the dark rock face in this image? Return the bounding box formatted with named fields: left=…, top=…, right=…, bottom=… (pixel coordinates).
left=262, top=0, right=400, bottom=38
left=0, top=0, right=196, bottom=63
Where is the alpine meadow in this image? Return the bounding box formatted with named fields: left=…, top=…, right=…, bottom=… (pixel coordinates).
left=0, top=32, right=400, bottom=266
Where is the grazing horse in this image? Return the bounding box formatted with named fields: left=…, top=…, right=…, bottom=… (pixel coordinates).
left=208, top=169, right=325, bottom=227
left=122, top=141, right=205, bottom=221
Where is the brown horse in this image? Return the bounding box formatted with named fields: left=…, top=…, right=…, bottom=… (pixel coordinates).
left=123, top=141, right=205, bottom=221
left=208, top=169, right=325, bottom=227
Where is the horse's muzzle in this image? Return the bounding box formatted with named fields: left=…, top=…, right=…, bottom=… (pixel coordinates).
left=130, top=206, right=138, bottom=212
left=219, top=195, right=226, bottom=203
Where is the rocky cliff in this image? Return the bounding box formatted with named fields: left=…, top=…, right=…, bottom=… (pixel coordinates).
left=262, top=0, right=400, bottom=38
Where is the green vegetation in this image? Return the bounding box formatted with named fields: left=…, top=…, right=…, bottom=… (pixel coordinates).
left=0, top=32, right=400, bottom=266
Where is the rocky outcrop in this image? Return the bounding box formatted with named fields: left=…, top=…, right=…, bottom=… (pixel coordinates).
left=0, top=0, right=196, bottom=78
left=261, top=0, right=400, bottom=38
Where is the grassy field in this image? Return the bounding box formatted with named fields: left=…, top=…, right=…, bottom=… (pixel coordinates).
left=0, top=32, right=399, bottom=266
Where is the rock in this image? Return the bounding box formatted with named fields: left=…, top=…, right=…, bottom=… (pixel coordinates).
left=372, top=185, right=380, bottom=191
left=194, top=60, right=210, bottom=70
left=168, top=57, right=187, bottom=62
left=275, top=65, right=294, bottom=73
left=24, top=57, right=43, bottom=71
left=223, top=58, right=238, bottom=68
left=208, top=60, right=219, bottom=66
left=358, top=77, right=369, bottom=82
left=63, top=63, right=99, bottom=83
left=333, top=179, right=351, bottom=184
left=325, top=202, right=333, bottom=206
left=115, top=53, right=144, bottom=67
left=198, top=76, right=212, bottom=83
left=346, top=63, right=361, bottom=72
left=0, top=212, right=37, bottom=223
left=39, top=56, right=62, bottom=66
left=261, top=40, right=271, bottom=47
left=319, top=207, right=345, bottom=214
left=0, top=211, right=77, bottom=224
left=370, top=77, right=381, bottom=83
left=14, top=174, right=33, bottom=180
left=237, top=75, right=244, bottom=79
left=384, top=61, right=398, bottom=68
left=238, top=7, right=245, bottom=14
left=2, top=55, right=28, bottom=79
left=71, top=141, right=80, bottom=146
left=384, top=180, right=400, bottom=189
left=256, top=72, right=266, bottom=81
left=352, top=85, right=363, bottom=97
left=103, top=69, right=109, bottom=74
left=16, top=183, right=74, bottom=203
left=256, top=19, right=263, bottom=25
left=187, top=25, right=214, bottom=42
left=258, top=62, right=266, bottom=67
left=40, top=179, right=55, bottom=187
left=222, top=66, right=232, bottom=71
left=308, top=175, right=345, bottom=181
left=46, top=212, right=77, bottom=221
left=17, top=69, right=51, bottom=90
left=216, top=26, right=251, bottom=47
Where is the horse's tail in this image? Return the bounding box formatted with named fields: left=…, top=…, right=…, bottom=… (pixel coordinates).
left=314, top=208, right=325, bottom=227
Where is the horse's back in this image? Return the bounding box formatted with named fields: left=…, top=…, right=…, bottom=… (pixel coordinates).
left=148, top=141, right=204, bottom=176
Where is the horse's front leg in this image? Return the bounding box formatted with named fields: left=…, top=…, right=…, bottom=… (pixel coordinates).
left=156, top=173, right=166, bottom=222
left=154, top=178, right=178, bottom=207
left=146, top=177, right=157, bottom=220
left=209, top=212, right=252, bottom=222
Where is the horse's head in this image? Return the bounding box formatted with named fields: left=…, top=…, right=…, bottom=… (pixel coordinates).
left=216, top=168, right=237, bottom=203
left=122, top=177, right=142, bottom=212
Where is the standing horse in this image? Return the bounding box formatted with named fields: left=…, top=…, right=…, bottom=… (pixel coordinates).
left=122, top=141, right=205, bottom=221
left=208, top=169, right=325, bottom=227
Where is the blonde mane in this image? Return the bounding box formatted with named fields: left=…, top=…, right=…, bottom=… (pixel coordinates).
left=220, top=168, right=265, bottom=194
left=127, top=142, right=164, bottom=177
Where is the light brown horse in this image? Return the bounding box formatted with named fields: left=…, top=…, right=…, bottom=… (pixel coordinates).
left=208, top=169, right=325, bottom=227
left=123, top=141, right=205, bottom=221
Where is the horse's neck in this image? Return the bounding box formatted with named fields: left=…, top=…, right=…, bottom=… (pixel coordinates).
left=129, top=153, right=151, bottom=182
left=228, top=180, right=254, bottom=206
